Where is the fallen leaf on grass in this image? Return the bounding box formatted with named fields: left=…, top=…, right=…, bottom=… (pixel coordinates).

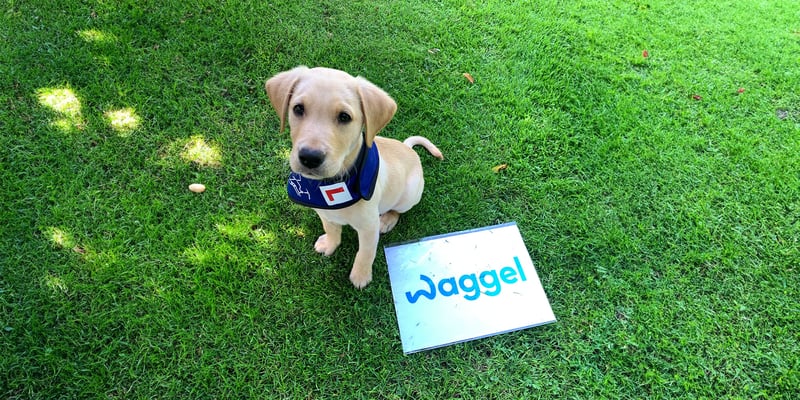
left=691, top=94, right=702, bottom=101
left=463, top=72, right=475, bottom=84
left=492, top=163, right=508, bottom=173
left=642, top=49, right=649, bottom=58
left=737, top=88, right=745, bottom=94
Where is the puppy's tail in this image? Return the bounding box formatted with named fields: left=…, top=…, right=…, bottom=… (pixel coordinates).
left=403, top=136, right=444, bottom=160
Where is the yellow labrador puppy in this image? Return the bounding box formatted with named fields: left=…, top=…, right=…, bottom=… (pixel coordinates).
left=266, top=66, right=443, bottom=288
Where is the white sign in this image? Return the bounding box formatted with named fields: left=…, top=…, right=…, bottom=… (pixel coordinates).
left=318, top=182, right=353, bottom=206
left=384, top=222, right=556, bottom=354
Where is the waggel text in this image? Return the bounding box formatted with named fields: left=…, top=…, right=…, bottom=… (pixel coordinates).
left=405, top=256, right=527, bottom=303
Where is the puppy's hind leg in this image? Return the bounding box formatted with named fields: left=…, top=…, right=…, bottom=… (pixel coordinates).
left=380, top=167, right=424, bottom=234
left=380, top=211, right=400, bottom=233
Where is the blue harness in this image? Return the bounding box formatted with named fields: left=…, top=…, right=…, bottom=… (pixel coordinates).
left=287, top=140, right=380, bottom=210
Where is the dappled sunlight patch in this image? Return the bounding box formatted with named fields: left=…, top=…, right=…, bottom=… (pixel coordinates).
left=44, top=226, right=92, bottom=259
left=37, top=88, right=81, bottom=115
left=43, top=273, right=68, bottom=295
left=104, top=107, right=141, bottom=136
left=277, top=147, right=291, bottom=162
left=181, top=135, right=222, bottom=167
left=36, top=87, right=85, bottom=133
left=251, top=228, right=277, bottom=246
left=46, top=226, right=76, bottom=249
left=216, top=222, right=251, bottom=241
left=285, top=225, right=307, bottom=239
left=157, top=135, right=224, bottom=168
left=50, top=118, right=83, bottom=132
left=216, top=218, right=277, bottom=247
left=184, top=245, right=217, bottom=266
left=79, top=247, right=118, bottom=269
left=77, top=29, right=118, bottom=68
left=77, top=29, right=117, bottom=44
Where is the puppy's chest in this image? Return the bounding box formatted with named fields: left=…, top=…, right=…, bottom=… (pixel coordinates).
left=313, top=201, right=377, bottom=225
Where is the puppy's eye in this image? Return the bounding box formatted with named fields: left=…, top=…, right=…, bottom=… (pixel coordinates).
left=293, top=104, right=305, bottom=117
left=337, top=112, right=352, bottom=124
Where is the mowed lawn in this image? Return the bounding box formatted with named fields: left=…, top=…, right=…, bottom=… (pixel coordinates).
left=1, top=0, right=798, bottom=398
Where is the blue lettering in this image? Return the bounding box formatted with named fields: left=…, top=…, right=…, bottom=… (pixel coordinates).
left=404, top=256, right=529, bottom=304
left=499, top=266, right=518, bottom=284
left=459, top=273, right=481, bottom=300
left=405, top=274, right=436, bottom=304
left=479, top=269, right=501, bottom=296
left=437, top=277, right=459, bottom=296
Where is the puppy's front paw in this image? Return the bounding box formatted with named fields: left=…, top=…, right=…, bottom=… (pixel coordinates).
left=349, top=267, right=373, bottom=289
left=314, top=234, right=340, bottom=256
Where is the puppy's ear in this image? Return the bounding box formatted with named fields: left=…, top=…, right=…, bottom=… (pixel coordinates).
left=265, top=66, right=309, bottom=132
left=356, top=77, right=397, bottom=147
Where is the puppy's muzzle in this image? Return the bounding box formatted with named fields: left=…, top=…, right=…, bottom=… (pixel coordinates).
left=298, top=148, right=326, bottom=169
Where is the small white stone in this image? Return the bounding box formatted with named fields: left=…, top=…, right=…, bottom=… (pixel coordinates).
left=188, top=183, right=206, bottom=193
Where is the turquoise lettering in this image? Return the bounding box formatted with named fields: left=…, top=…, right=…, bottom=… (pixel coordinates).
left=514, top=256, right=527, bottom=281
left=459, top=273, right=480, bottom=301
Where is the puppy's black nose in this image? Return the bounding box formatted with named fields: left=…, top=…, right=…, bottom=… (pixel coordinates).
left=298, top=148, right=325, bottom=169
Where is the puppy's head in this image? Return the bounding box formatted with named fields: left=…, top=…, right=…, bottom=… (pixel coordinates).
left=265, top=66, right=397, bottom=179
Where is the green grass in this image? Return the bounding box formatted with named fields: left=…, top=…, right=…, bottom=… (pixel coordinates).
left=2, top=0, right=798, bottom=398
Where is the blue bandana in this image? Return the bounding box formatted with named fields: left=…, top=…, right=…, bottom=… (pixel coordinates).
left=287, top=140, right=380, bottom=209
